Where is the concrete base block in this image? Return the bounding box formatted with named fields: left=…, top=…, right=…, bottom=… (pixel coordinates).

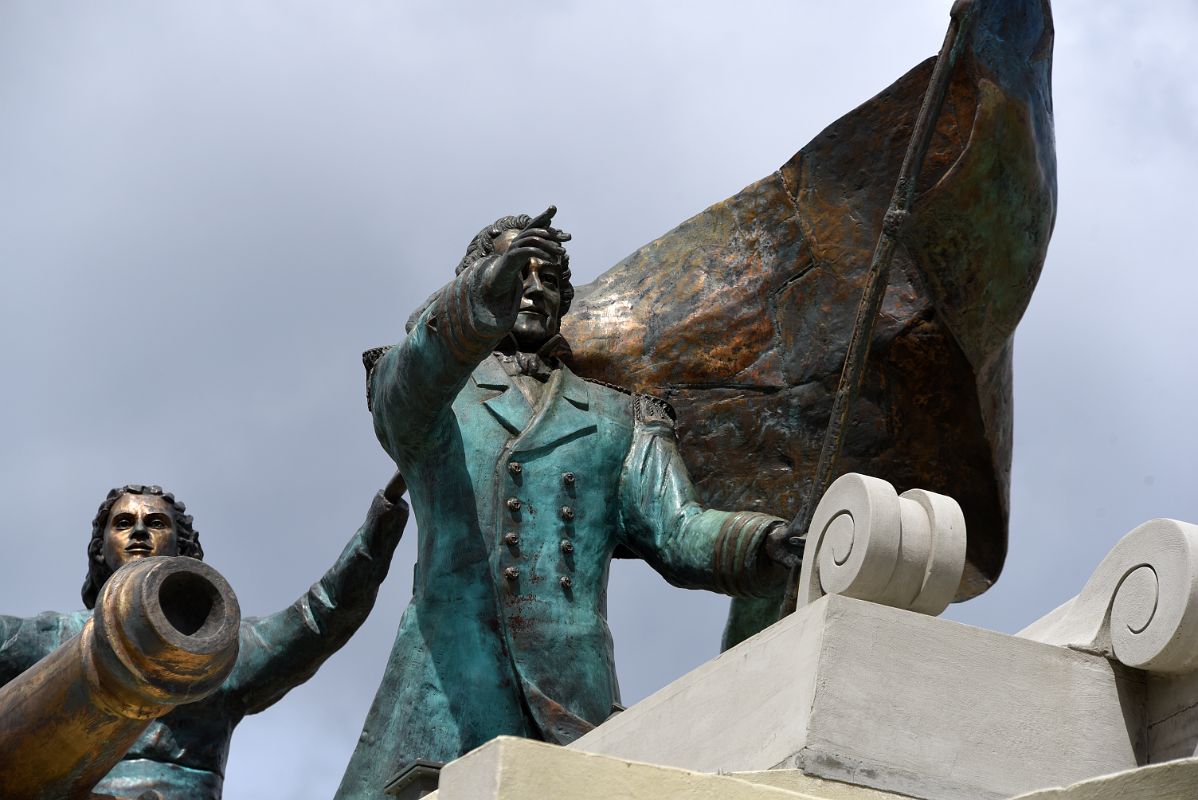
left=430, top=737, right=819, bottom=800
left=573, top=595, right=1144, bottom=800
left=1010, top=757, right=1198, bottom=799
left=1147, top=671, right=1198, bottom=762
left=734, top=770, right=913, bottom=799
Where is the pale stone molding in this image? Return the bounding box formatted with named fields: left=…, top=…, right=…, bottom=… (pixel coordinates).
left=1009, top=756, right=1198, bottom=799
left=431, top=737, right=820, bottom=799
left=796, top=473, right=966, bottom=616
left=1019, top=518, right=1198, bottom=674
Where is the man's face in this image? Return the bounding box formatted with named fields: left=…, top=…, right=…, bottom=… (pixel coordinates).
left=494, top=229, right=564, bottom=351
left=101, top=494, right=179, bottom=572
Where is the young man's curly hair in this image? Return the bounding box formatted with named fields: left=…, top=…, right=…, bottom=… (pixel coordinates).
left=82, top=484, right=203, bottom=609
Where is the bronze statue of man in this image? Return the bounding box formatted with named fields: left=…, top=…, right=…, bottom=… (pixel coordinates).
left=336, top=207, right=801, bottom=798
left=0, top=479, right=408, bottom=800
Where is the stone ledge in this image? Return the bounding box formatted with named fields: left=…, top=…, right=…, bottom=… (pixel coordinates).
left=430, top=737, right=820, bottom=800
left=734, top=769, right=913, bottom=799
left=573, top=595, right=1143, bottom=799
left=1010, top=756, right=1198, bottom=799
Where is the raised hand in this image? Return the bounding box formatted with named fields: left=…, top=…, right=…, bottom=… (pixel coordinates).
left=382, top=470, right=407, bottom=504
left=483, top=205, right=571, bottom=316
left=501, top=206, right=570, bottom=271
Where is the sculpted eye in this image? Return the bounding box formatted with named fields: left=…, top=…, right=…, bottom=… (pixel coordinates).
left=113, top=515, right=134, bottom=529
left=148, top=517, right=167, bottom=528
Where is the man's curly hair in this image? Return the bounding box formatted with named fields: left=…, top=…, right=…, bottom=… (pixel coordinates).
left=82, top=484, right=203, bottom=609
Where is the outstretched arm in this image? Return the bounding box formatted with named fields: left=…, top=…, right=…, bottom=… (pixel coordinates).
left=228, top=475, right=410, bottom=716
left=617, top=396, right=794, bottom=598
left=0, top=614, right=31, bottom=687
left=0, top=611, right=82, bottom=688
left=371, top=207, right=570, bottom=461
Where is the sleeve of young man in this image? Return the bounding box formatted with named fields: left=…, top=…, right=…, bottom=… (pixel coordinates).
left=227, top=484, right=409, bottom=716
left=0, top=611, right=80, bottom=688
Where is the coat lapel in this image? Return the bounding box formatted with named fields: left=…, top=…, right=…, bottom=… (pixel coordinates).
left=474, top=356, right=533, bottom=435
left=474, top=357, right=597, bottom=452
left=511, top=367, right=596, bottom=455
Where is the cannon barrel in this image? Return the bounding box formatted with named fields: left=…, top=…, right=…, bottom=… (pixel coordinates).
left=0, top=556, right=241, bottom=800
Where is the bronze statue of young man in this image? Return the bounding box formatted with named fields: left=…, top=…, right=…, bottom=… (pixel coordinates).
left=0, top=479, right=408, bottom=800
left=337, top=207, right=801, bottom=798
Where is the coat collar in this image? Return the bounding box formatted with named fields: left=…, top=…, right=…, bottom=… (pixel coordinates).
left=473, top=356, right=594, bottom=453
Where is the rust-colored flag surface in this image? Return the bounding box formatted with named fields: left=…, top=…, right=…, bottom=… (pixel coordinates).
left=562, top=0, right=1056, bottom=647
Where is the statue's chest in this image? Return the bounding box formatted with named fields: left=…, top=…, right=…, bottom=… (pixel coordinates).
left=447, top=378, right=634, bottom=535
left=123, top=701, right=230, bottom=769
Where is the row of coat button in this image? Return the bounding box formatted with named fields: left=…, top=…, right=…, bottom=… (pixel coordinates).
left=503, top=463, right=575, bottom=592
left=502, top=567, right=572, bottom=590
left=507, top=462, right=575, bottom=487
left=503, top=529, right=574, bottom=590
left=506, top=498, right=575, bottom=521
left=503, top=533, right=573, bottom=552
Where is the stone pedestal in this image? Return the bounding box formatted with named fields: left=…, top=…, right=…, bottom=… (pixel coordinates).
left=1147, top=671, right=1198, bottom=762
left=422, top=495, right=1198, bottom=800
left=572, top=595, right=1144, bottom=799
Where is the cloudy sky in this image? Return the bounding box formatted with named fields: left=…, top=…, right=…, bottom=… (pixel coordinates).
left=1, top=1, right=1196, bottom=797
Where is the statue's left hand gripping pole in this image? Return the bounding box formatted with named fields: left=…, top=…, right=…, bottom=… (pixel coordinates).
left=0, top=556, right=241, bottom=800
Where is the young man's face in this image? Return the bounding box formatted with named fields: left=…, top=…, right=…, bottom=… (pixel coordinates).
left=101, top=493, right=180, bottom=572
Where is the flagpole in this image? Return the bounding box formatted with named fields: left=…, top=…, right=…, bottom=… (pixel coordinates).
left=778, top=0, right=982, bottom=618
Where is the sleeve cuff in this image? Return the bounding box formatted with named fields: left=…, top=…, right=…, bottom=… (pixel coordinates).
left=712, top=512, right=787, bottom=598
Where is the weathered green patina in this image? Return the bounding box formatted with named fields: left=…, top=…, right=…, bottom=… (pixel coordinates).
left=0, top=490, right=407, bottom=800
left=336, top=215, right=790, bottom=798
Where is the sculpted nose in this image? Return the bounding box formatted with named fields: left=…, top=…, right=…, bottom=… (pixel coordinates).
left=131, top=519, right=149, bottom=539
left=524, top=267, right=546, bottom=297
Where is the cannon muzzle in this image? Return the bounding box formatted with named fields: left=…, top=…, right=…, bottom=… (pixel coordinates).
left=0, top=556, right=241, bottom=800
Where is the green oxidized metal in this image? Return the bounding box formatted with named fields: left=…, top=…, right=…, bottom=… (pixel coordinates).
left=337, top=259, right=785, bottom=798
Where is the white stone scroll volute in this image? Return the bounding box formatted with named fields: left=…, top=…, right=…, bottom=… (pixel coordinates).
left=1018, top=518, right=1198, bottom=673
left=795, top=473, right=967, bottom=616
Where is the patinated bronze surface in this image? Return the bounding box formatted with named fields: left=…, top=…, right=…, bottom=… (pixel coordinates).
left=339, top=208, right=800, bottom=798
left=561, top=0, right=1056, bottom=646
left=0, top=555, right=240, bottom=800
left=779, top=0, right=983, bottom=615
left=0, top=480, right=408, bottom=800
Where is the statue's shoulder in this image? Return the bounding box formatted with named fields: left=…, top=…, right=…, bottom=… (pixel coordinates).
left=0, top=610, right=83, bottom=663
left=362, top=345, right=396, bottom=411
left=362, top=345, right=394, bottom=374
left=579, top=376, right=676, bottom=430
left=33, top=609, right=86, bottom=635
left=631, top=393, right=677, bottom=429
left=581, top=375, right=634, bottom=398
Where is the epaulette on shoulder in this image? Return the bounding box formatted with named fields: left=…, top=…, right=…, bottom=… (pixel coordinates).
left=362, top=345, right=396, bottom=412
left=581, top=377, right=677, bottom=426
left=633, top=393, right=677, bottom=428
left=582, top=377, right=635, bottom=396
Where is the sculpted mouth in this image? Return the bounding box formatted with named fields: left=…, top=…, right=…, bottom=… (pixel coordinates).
left=125, top=543, right=152, bottom=554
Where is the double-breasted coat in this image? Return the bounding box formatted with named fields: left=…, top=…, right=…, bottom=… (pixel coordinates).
left=336, top=258, right=785, bottom=798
